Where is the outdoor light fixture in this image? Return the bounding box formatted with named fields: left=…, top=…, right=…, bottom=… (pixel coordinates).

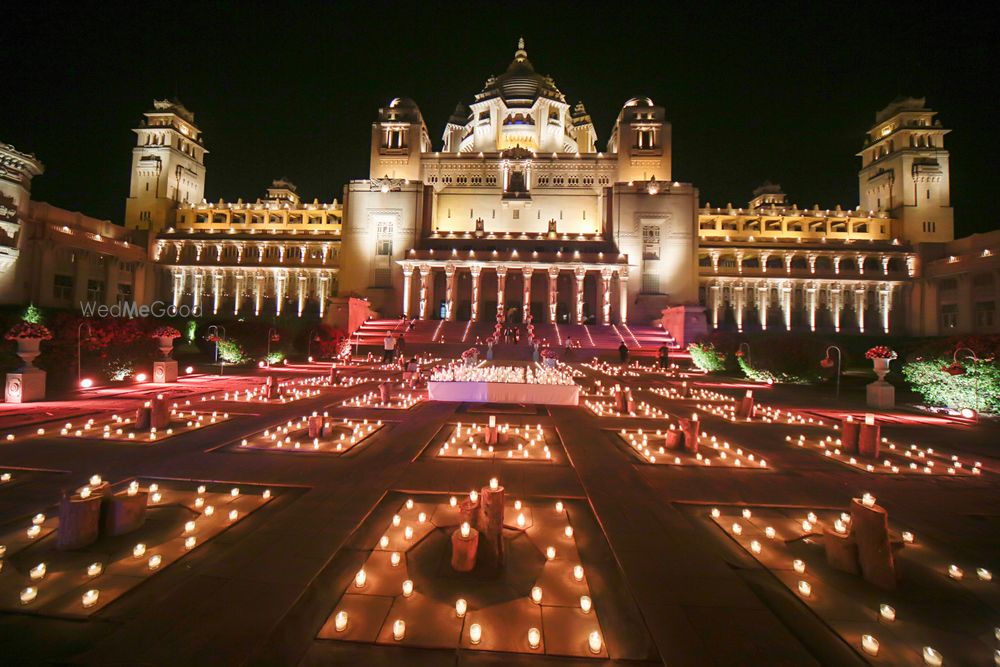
left=80, top=378, right=94, bottom=388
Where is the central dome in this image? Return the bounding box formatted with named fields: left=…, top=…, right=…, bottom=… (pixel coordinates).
left=478, top=38, right=565, bottom=105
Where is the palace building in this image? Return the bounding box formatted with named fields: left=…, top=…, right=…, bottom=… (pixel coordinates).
left=29, top=38, right=983, bottom=340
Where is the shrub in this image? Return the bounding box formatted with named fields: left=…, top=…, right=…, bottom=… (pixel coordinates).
left=264, top=351, right=285, bottom=365
left=901, top=357, right=1000, bottom=413
left=102, top=354, right=135, bottom=382
left=216, top=338, right=248, bottom=364
left=688, top=342, right=726, bottom=372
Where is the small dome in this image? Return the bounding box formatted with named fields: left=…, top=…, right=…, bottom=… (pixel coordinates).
left=625, top=96, right=655, bottom=108
left=478, top=39, right=566, bottom=105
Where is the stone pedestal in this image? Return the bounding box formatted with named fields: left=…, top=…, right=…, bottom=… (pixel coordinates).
left=841, top=417, right=860, bottom=454
left=152, top=360, right=178, bottom=383
left=5, top=368, right=46, bottom=403
left=101, top=490, right=148, bottom=536
left=308, top=415, right=324, bottom=439
left=866, top=381, right=895, bottom=409
left=735, top=391, right=755, bottom=420
left=859, top=420, right=881, bottom=459
left=679, top=416, right=700, bottom=453
left=379, top=383, right=391, bottom=404
left=824, top=527, right=860, bottom=575
left=850, top=498, right=897, bottom=589
left=57, top=486, right=107, bottom=550
left=450, top=527, right=479, bottom=572
left=477, top=486, right=505, bottom=573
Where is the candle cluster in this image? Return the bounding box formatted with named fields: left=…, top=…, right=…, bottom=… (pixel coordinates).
left=341, top=391, right=423, bottom=409
left=431, top=364, right=576, bottom=386
left=617, top=427, right=767, bottom=468
left=53, top=410, right=230, bottom=443
left=239, top=413, right=384, bottom=454
left=785, top=433, right=985, bottom=476
left=436, top=421, right=554, bottom=462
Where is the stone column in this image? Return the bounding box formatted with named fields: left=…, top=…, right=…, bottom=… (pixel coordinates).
left=297, top=274, right=308, bottom=316
left=418, top=265, right=431, bottom=320
left=807, top=284, right=818, bottom=332
left=274, top=272, right=287, bottom=316
left=600, top=268, right=613, bottom=325
left=317, top=274, right=329, bottom=317
left=574, top=267, right=586, bottom=324
left=878, top=284, right=892, bottom=334
left=496, top=265, right=508, bottom=318
left=710, top=283, right=720, bottom=329
left=522, top=266, right=533, bottom=319
left=734, top=284, right=745, bottom=332
left=172, top=270, right=184, bottom=308
left=757, top=282, right=768, bottom=331
left=470, top=265, right=482, bottom=322
left=234, top=272, right=245, bottom=315
left=781, top=282, right=792, bottom=330
left=830, top=285, right=843, bottom=332
left=444, top=263, right=457, bottom=321
left=192, top=272, right=204, bottom=314
left=547, top=266, right=559, bottom=324
left=855, top=285, right=867, bottom=333
left=254, top=272, right=264, bottom=316
left=401, top=265, right=413, bottom=318
left=212, top=271, right=223, bottom=314
left=618, top=267, right=629, bottom=324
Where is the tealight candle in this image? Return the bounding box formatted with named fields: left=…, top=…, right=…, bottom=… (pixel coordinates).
left=514, top=500, right=522, bottom=511
left=404, top=526, right=413, bottom=540
left=555, top=501, right=564, bottom=512
left=764, top=526, right=776, bottom=539
left=862, top=493, right=876, bottom=508
left=750, top=540, right=762, bottom=554
left=149, top=483, right=158, bottom=493
left=418, top=512, right=426, bottom=523
left=148, top=554, right=162, bottom=570
left=530, top=586, right=542, bottom=604
left=742, top=509, right=752, bottom=519
left=334, top=610, right=348, bottom=632
left=546, top=546, right=556, bottom=560
left=460, top=522, right=471, bottom=539
left=20, top=587, right=37, bottom=604
left=455, top=598, right=467, bottom=617
left=977, top=567, right=992, bottom=581
left=922, top=646, right=943, bottom=666
left=732, top=523, right=743, bottom=535
left=393, top=619, right=405, bottom=641
left=449, top=496, right=457, bottom=507
left=902, top=531, right=914, bottom=543
left=185, top=536, right=197, bottom=550
left=228, top=509, right=239, bottom=521
left=528, top=627, right=541, bottom=649
left=133, top=543, right=147, bottom=558
left=470, top=623, right=482, bottom=644
left=588, top=630, right=602, bottom=654
left=197, top=485, right=206, bottom=494
left=797, top=580, right=812, bottom=597
left=195, top=498, right=205, bottom=509
left=861, top=634, right=879, bottom=656
left=948, top=564, right=963, bottom=580
left=379, top=535, right=389, bottom=548
left=87, top=562, right=102, bottom=577
left=564, top=526, right=574, bottom=538
left=390, top=551, right=401, bottom=567
left=879, top=604, right=895, bottom=622
left=516, top=513, right=526, bottom=528
left=80, top=486, right=92, bottom=499
left=489, top=478, right=499, bottom=490
left=30, top=563, right=46, bottom=580
left=710, top=508, right=720, bottom=519
left=405, top=498, right=414, bottom=510
left=573, top=565, right=585, bottom=581
left=793, top=559, right=806, bottom=574
left=402, top=579, right=413, bottom=597
left=355, top=568, right=366, bottom=588
left=580, top=595, right=592, bottom=613
left=185, top=521, right=196, bottom=533
left=470, top=490, right=479, bottom=503
left=82, top=589, right=100, bottom=608
left=90, top=474, right=102, bottom=486
left=32, top=513, right=45, bottom=526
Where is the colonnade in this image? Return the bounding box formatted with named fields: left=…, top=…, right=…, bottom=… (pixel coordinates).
left=169, top=267, right=337, bottom=317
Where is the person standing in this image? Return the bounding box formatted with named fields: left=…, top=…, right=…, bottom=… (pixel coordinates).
left=396, top=334, right=406, bottom=361
left=618, top=342, right=629, bottom=364
left=382, top=332, right=396, bottom=363
left=658, top=343, right=670, bottom=369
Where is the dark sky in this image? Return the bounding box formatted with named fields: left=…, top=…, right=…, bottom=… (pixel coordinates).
left=5, top=1, right=998, bottom=237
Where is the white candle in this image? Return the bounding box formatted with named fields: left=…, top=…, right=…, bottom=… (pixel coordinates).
left=455, top=598, right=467, bottom=617
left=148, top=554, right=162, bottom=570
left=392, top=619, right=405, bottom=641
left=82, top=589, right=100, bottom=608
left=20, top=587, right=37, bottom=604
left=80, top=486, right=92, bottom=499
left=861, top=634, right=879, bottom=656
left=750, top=540, right=762, bottom=554
left=862, top=493, right=876, bottom=507
left=732, top=523, right=743, bottom=535
left=185, top=521, right=196, bottom=533
left=402, top=579, right=414, bottom=597
left=334, top=610, right=348, bottom=632
left=555, top=501, right=564, bottom=512
left=87, top=562, right=102, bottom=577
left=765, top=526, right=776, bottom=539
left=185, top=536, right=197, bottom=550
left=470, top=623, right=482, bottom=644
left=405, top=498, right=414, bottom=510
left=902, top=531, right=914, bottom=543
left=710, top=508, right=720, bottom=519
left=450, top=496, right=457, bottom=507
left=470, top=490, right=478, bottom=503
left=418, top=512, right=426, bottom=524
left=546, top=546, right=556, bottom=560
left=793, top=560, right=806, bottom=574
left=948, top=564, right=963, bottom=580
left=517, top=513, right=526, bottom=528
left=32, top=513, right=45, bottom=525
left=530, top=586, right=542, bottom=604
left=390, top=551, right=401, bottom=567
left=379, top=535, right=389, bottom=549
left=392, top=514, right=401, bottom=527
left=797, top=580, right=812, bottom=597
left=133, top=543, right=146, bottom=558
left=880, top=604, right=895, bottom=622
left=355, top=568, right=366, bottom=588
left=580, top=595, right=592, bottom=613
left=742, top=509, right=752, bottom=519
left=228, top=509, right=239, bottom=522
left=460, top=522, right=471, bottom=539
left=573, top=565, right=585, bottom=581
left=528, top=627, right=540, bottom=649
left=404, top=526, right=414, bottom=541
left=588, top=630, right=602, bottom=654
left=922, top=646, right=943, bottom=666
left=977, top=567, right=992, bottom=581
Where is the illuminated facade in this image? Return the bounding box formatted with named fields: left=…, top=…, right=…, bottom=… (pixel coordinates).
left=127, top=45, right=992, bottom=336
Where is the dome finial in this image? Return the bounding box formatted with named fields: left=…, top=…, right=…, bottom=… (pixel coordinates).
left=515, top=37, right=527, bottom=61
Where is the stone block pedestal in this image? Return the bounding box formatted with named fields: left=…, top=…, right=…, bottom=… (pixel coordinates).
left=866, top=381, right=895, bottom=409
left=153, top=360, right=178, bottom=383
left=5, top=368, right=46, bottom=403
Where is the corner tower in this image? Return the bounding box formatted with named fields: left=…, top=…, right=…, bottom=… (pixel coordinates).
left=609, top=97, right=672, bottom=183
left=858, top=97, right=953, bottom=242
left=369, top=97, right=430, bottom=181
left=124, top=99, right=206, bottom=232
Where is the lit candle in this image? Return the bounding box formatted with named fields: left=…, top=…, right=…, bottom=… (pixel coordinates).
left=127, top=481, right=138, bottom=496
left=834, top=519, right=847, bottom=534
left=564, top=526, right=574, bottom=538
left=185, top=521, right=196, bottom=533
left=151, top=492, right=162, bottom=503
left=87, top=562, right=102, bottom=577
left=29, top=563, right=46, bottom=580
left=977, top=567, right=992, bottom=581
left=228, top=509, right=239, bottom=522
left=405, top=498, right=414, bottom=510
left=555, top=501, right=564, bottom=512
left=392, top=619, right=405, bottom=641
left=80, top=486, right=92, bottom=499
left=148, top=554, right=162, bottom=570
left=82, top=589, right=100, bottom=608
left=765, top=526, right=776, bottom=539
left=449, top=496, right=457, bottom=507
left=742, top=509, right=752, bottom=519
left=20, top=587, right=37, bottom=604
left=32, top=513, right=45, bottom=526
left=185, top=536, right=197, bottom=550
left=334, top=610, right=348, bottom=632
left=489, top=477, right=498, bottom=490
left=517, top=513, right=526, bottom=528
left=514, top=500, right=522, bottom=511
left=902, top=531, right=914, bottom=543
left=402, top=579, right=414, bottom=597
left=797, top=580, right=812, bottom=597
left=580, top=595, right=592, bottom=613
left=133, top=543, right=146, bottom=558
left=750, top=540, right=762, bottom=554
left=732, top=523, right=743, bottom=535
left=546, top=546, right=556, bottom=560
left=588, top=630, right=602, bottom=654
left=263, top=489, right=271, bottom=500
left=455, top=598, right=467, bottom=617
left=573, top=565, right=585, bottom=581
left=793, top=560, right=806, bottom=574
left=865, top=413, right=875, bottom=426
left=460, top=522, right=471, bottom=539
left=470, top=490, right=478, bottom=503
left=195, top=498, right=205, bottom=509
left=148, top=483, right=159, bottom=493
left=922, top=646, right=943, bottom=666
left=862, top=493, right=876, bottom=508
left=404, top=526, right=414, bottom=541
left=355, top=568, right=366, bottom=588
left=530, top=586, right=542, bottom=604
left=528, top=627, right=541, bottom=649
left=861, top=634, right=879, bottom=656
left=879, top=604, right=895, bottom=622
left=392, top=514, right=401, bottom=527
left=710, top=508, right=720, bottom=518
left=470, top=623, right=482, bottom=644
left=948, top=564, right=963, bottom=580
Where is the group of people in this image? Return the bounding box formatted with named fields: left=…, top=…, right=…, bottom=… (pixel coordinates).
left=616, top=342, right=672, bottom=368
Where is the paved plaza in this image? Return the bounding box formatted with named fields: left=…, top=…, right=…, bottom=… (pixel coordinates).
left=0, top=357, right=997, bottom=666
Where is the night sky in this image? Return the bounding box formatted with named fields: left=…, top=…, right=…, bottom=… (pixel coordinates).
left=5, top=1, right=998, bottom=237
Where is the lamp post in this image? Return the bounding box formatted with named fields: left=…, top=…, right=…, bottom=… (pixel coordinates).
left=307, top=328, right=319, bottom=361
left=822, top=345, right=843, bottom=397
left=266, top=327, right=278, bottom=365
left=207, top=325, right=226, bottom=375
left=77, top=321, right=92, bottom=388
left=738, top=342, right=751, bottom=365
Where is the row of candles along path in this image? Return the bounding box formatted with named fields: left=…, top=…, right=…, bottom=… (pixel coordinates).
left=3, top=477, right=273, bottom=610
left=437, top=418, right=552, bottom=461
left=583, top=397, right=666, bottom=418
left=710, top=494, right=994, bottom=665
left=240, top=414, right=383, bottom=452
left=335, top=484, right=604, bottom=655
left=340, top=391, right=423, bottom=409
left=785, top=413, right=985, bottom=476
left=619, top=427, right=767, bottom=467
left=580, top=361, right=640, bottom=378
left=0, top=410, right=230, bottom=443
